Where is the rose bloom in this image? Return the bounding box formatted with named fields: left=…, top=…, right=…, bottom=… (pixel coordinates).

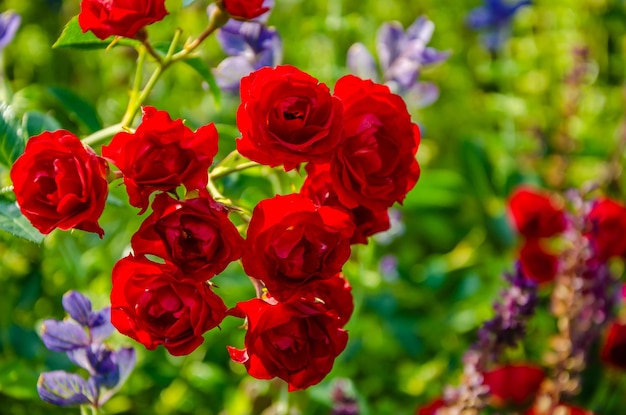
left=227, top=297, right=348, bottom=391
left=78, top=0, right=168, bottom=40
left=298, top=274, right=354, bottom=327
left=600, top=321, right=626, bottom=371
left=415, top=398, right=445, bottom=415
left=102, top=106, right=218, bottom=212
left=483, top=364, right=544, bottom=408
left=131, top=193, right=244, bottom=279
left=519, top=239, right=559, bottom=284
left=221, top=0, right=269, bottom=21
left=110, top=255, right=227, bottom=356
left=508, top=187, right=566, bottom=239
left=330, top=75, right=421, bottom=210
left=242, top=194, right=354, bottom=300
left=10, top=130, right=109, bottom=237
left=302, top=162, right=390, bottom=244
left=585, top=198, right=626, bottom=261
left=236, top=65, right=344, bottom=171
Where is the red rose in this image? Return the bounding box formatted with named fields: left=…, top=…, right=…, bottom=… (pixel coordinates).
left=483, top=364, right=544, bottom=408
left=415, top=398, right=445, bottom=415
left=236, top=65, right=344, bottom=171
left=298, top=274, right=354, bottom=327
left=102, top=107, right=218, bottom=212
left=508, top=187, right=566, bottom=239
left=302, top=163, right=390, bottom=244
left=519, top=239, right=559, bottom=283
left=600, top=322, right=626, bottom=370
left=227, top=297, right=348, bottom=391
left=10, top=130, right=109, bottom=237
left=110, top=255, right=227, bottom=356
left=241, top=194, right=354, bottom=300
left=131, top=193, right=244, bottom=279
left=221, top=0, right=269, bottom=20
left=78, top=0, right=168, bottom=40
left=585, top=198, right=626, bottom=261
left=330, top=75, right=421, bottom=210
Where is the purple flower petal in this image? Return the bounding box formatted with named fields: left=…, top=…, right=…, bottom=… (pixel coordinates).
left=40, top=319, right=90, bottom=352
left=213, top=56, right=256, bottom=92
left=420, top=47, right=452, bottom=66
left=376, top=22, right=406, bottom=72
left=97, top=347, right=137, bottom=405
left=62, top=291, right=92, bottom=326
left=89, top=306, right=115, bottom=343
left=346, top=43, right=379, bottom=82
left=0, top=11, right=20, bottom=50
left=406, top=16, right=434, bottom=45
left=403, top=81, right=440, bottom=108
left=37, top=371, right=96, bottom=407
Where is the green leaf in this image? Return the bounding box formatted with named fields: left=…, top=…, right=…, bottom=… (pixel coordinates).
left=48, top=87, right=102, bottom=133
left=53, top=16, right=140, bottom=50
left=153, top=42, right=222, bottom=108
left=0, top=102, right=25, bottom=168
left=21, top=111, right=62, bottom=137
left=0, top=199, right=45, bottom=244
left=183, top=57, right=221, bottom=108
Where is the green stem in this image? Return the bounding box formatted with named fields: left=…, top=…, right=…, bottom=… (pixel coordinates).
left=277, top=382, right=290, bottom=415
left=210, top=161, right=260, bottom=180
left=82, top=123, right=124, bottom=147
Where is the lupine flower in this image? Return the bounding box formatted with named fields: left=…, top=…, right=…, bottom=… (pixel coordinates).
left=346, top=16, right=449, bottom=106
left=38, top=291, right=136, bottom=409
left=0, top=10, right=20, bottom=50
left=212, top=3, right=282, bottom=92
left=466, top=0, right=532, bottom=51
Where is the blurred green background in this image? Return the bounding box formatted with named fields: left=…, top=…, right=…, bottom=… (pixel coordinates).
left=1, top=0, right=626, bottom=414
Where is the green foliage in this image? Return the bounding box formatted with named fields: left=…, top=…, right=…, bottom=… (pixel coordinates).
left=0, top=199, right=44, bottom=244
left=0, top=102, right=24, bottom=167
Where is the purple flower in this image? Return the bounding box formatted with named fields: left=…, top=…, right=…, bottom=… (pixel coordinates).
left=474, top=263, right=538, bottom=364
left=212, top=7, right=282, bottom=92
left=347, top=16, right=449, bottom=106
left=38, top=291, right=136, bottom=409
left=0, top=11, right=20, bottom=50
left=466, top=0, right=532, bottom=51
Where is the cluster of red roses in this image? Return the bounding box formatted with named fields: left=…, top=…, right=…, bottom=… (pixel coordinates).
left=9, top=0, right=422, bottom=392
left=10, top=61, right=420, bottom=390
left=508, top=187, right=626, bottom=283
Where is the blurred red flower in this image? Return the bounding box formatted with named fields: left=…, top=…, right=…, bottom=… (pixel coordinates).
left=78, top=0, right=168, bottom=40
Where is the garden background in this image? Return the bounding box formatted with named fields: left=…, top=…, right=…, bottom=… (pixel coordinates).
left=1, top=0, right=626, bottom=414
